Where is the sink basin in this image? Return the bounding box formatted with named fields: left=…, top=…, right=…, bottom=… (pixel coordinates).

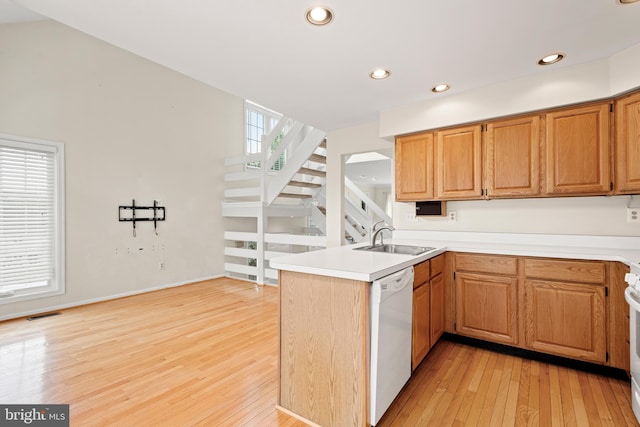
left=354, top=244, right=435, bottom=256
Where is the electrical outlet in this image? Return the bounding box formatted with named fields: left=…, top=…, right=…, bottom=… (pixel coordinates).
left=449, top=211, right=457, bottom=222
left=159, top=261, right=165, bottom=270
left=628, top=208, right=639, bottom=223
left=405, top=213, right=417, bottom=222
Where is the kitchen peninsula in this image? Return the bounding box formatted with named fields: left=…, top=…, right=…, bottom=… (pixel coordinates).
left=270, top=231, right=640, bottom=426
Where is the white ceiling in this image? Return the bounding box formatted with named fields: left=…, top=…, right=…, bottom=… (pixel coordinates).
left=6, top=0, right=640, bottom=132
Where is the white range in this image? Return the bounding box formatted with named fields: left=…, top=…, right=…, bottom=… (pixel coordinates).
left=625, top=262, right=640, bottom=424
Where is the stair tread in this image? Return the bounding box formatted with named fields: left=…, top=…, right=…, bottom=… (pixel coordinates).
left=319, top=139, right=327, bottom=149
left=288, top=180, right=322, bottom=188
left=298, top=167, right=326, bottom=177
left=308, top=153, right=326, bottom=164
left=279, top=193, right=313, bottom=199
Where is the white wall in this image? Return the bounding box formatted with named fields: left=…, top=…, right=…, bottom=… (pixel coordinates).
left=379, top=59, right=612, bottom=139
left=395, top=196, right=640, bottom=236
left=0, top=21, right=243, bottom=319
left=610, top=43, right=640, bottom=95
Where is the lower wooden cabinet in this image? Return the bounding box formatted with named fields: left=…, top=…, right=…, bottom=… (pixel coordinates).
left=412, top=255, right=445, bottom=371
left=451, top=253, right=626, bottom=369
left=430, top=273, right=445, bottom=344
left=412, top=281, right=430, bottom=370
left=523, top=279, right=606, bottom=363
left=455, top=272, right=518, bottom=345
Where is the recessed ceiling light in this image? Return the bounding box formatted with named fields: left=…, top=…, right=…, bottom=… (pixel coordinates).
left=538, top=53, right=564, bottom=65
left=619, top=0, right=640, bottom=3
left=370, top=69, right=390, bottom=80
left=431, top=84, right=450, bottom=93
left=306, top=6, right=333, bottom=25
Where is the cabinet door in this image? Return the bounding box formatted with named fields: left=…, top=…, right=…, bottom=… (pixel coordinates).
left=615, top=91, right=640, bottom=193
left=485, top=116, right=541, bottom=197
left=455, top=272, right=518, bottom=345
left=395, top=133, right=434, bottom=201
left=412, top=283, right=430, bottom=370
left=430, top=273, right=445, bottom=345
left=436, top=125, right=483, bottom=199
left=524, top=279, right=606, bottom=363
left=545, top=103, right=611, bottom=195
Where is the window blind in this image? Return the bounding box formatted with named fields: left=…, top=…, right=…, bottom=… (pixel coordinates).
left=0, top=142, right=56, bottom=293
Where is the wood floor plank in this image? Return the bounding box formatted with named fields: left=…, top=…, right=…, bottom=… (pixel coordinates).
left=488, top=354, right=514, bottom=426
left=0, top=278, right=637, bottom=427
left=537, top=363, right=552, bottom=427
left=477, top=352, right=506, bottom=426
left=452, top=349, right=492, bottom=425
left=578, top=370, right=602, bottom=427
left=501, top=355, right=523, bottom=426
left=528, top=360, right=541, bottom=426
left=568, top=368, right=591, bottom=426
left=548, top=364, right=565, bottom=426
left=515, top=358, right=531, bottom=426
left=439, top=346, right=485, bottom=426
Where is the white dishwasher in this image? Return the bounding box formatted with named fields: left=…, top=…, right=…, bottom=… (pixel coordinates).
left=370, top=266, right=414, bottom=426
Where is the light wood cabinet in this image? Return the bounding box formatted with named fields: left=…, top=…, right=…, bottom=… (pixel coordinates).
left=393, top=92, right=640, bottom=202
left=395, top=132, right=434, bottom=201
left=454, top=253, right=518, bottom=345
left=412, top=277, right=430, bottom=370
left=278, top=271, right=369, bottom=426
left=615, top=91, right=640, bottom=194
left=412, top=254, right=445, bottom=371
left=609, top=262, right=630, bottom=371
left=523, top=258, right=607, bottom=363
left=430, top=273, right=446, bottom=344
left=545, top=103, right=612, bottom=195
left=485, top=115, right=542, bottom=197
left=523, top=280, right=606, bottom=363
left=412, top=260, right=430, bottom=370
left=435, top=125, right=483, bottom=200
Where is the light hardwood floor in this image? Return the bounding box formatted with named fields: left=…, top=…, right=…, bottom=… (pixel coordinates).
left=0, top=278, right=637, bottom=426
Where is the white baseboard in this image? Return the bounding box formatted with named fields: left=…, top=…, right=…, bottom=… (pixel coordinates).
left=0, top=274, right=224, bottom=322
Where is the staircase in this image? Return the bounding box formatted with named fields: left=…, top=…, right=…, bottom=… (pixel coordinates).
left=223, top=117, right=391, bottom=285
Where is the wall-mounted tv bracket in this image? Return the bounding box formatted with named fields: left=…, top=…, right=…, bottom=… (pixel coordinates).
left=118, top=199, right=166, bottom=237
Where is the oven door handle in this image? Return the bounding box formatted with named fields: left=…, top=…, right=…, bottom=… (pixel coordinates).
left=625, top=287, right=640, bottom=312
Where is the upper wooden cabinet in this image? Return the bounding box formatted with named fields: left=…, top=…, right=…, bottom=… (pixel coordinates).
left=485, top=116, right=542, bottom=198
left=615, top=91, right=640, bottom=194
left=545, top=103, right=612, bottom=195
left=435, top=125, right=483, bottom=200
left=395, top=133, right=434, bottom=201
left=393, top=93, right=640, bottom=201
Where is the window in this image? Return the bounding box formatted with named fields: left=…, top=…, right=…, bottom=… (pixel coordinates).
left=0, top=134, right=65, bottom=304
left=245, top=101, right=286, bottom=171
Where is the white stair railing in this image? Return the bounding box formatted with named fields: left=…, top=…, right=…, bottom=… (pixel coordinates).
left=345, top=177, right=392, bottom=225
left=266, top=127, right=326, bottom=204
left=222, top=117, right=328, bottom=284
left=344, top=177, right=393, bottom=244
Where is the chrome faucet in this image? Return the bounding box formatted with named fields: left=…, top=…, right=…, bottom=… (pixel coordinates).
left=370, top=220, right=395, bottom=247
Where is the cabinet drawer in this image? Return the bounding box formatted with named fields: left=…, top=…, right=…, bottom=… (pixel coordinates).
left=524, top=258, right=606, bottom=284
left=455, top=253, right=517, bottom=276
left=430, top=254, right=444, bottom=278
left=414, top=260, right=430, bottom=288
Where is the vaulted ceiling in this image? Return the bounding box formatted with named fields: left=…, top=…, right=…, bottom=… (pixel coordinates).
left=5, top=0, right=640, bottom=131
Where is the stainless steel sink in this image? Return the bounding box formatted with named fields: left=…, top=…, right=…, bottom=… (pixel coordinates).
left=354, top=244, right=435, bottom=256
